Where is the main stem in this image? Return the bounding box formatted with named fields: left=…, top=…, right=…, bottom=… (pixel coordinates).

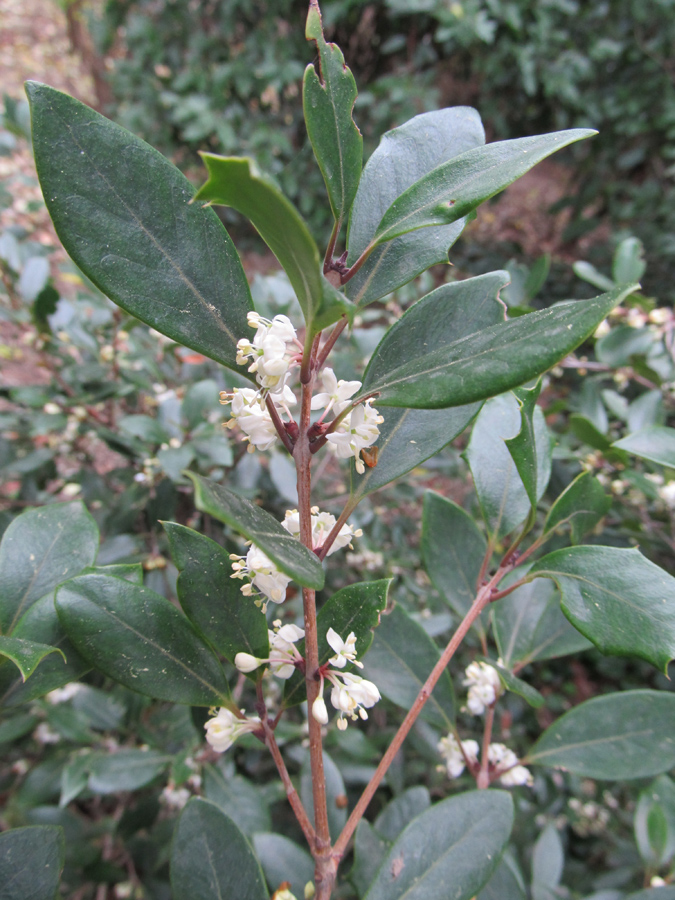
left=295, top=368, right=336, bottom=897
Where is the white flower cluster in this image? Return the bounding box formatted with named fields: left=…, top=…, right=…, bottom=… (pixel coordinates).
left=204, top=707, right=260, bottom=753
left=234, top=621, right=305, bottom=680
left=230, top=508, right=362, bottom=610
left=236, top=312, right=299, bottom=395
left=437, top=734, right=532, bottom=787
left=222, top=385, right=296, bottom=453
left=463, top=661, right=503, bottom=715
left=311, top=628, right=381, bottom=731
left=312, top=370, right=383, bottom=473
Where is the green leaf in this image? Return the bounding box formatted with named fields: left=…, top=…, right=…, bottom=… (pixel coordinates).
left=301, top=750, right=347, bottom=842
left=544, top=472, right=611, bottom=543
left=465, top=393, right=551, bottom=539
left=492, top=576, right=591, bottom=668
left=364, top=790, right=514, bottom=900
left=613, top=237, right=646, bottom=284
left=489, top=660, right=545, bottom=709
left=0, top=500, right=99, bottom=634
left=284, top=579, right=390, bottom=707
left=421, top=492, right=487, bottom=636
left=505, top=380, right=545, bottom=508
left=527, top=690, right=675, bottom=778
left=613, top=426, right=675, bottom=467
left=195, top=154, right=351, bottom=333
left=529, top=546, right=675, bottom=672
left=0, top=636, right=65, bottom=682
left=251, top=833, right=314, bottom=900
left=346, top=107, right=485, bottom=306
left=626, top=890, right=675, bottom=900
left=164, top=522, right=269, bottom=665
left=374, top=786, right=431, bottom=841
left=304, top=0, right=362, bottom=226
left=360, top=285, right=637, bottom=409
left=360, top=604, right=455, bottom=728
left=171, top=798, right=268, bottom=900
left=0, top=595, right=90, bottom=708
left=56, top=574, right=230, bottom=706
left=370, top=130, right=595, bottom=246
left=352, top=820, right=391, bottom=898
left=0, top=825, right=65, bottom=900
left=596, top=323, right=653, bottom=367
left=204, top=766, right=271, bottom=837
left=531, top=823, right=564, bottom=900
left=26, top=82, right=252, bottom=372
left=188, top=473, right=325, bottom=591
left=87, top=749, right=170, bottom=793
left=635, top=776, right=675, bottom=867
left=569, top=413, right=613, bottom=452
left=478, top=853, right=527, bottom=900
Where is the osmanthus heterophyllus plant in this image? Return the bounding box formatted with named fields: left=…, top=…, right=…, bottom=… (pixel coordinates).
left=19, top=0, right=675, bottom=897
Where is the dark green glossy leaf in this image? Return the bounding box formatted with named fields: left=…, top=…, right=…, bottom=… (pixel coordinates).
left=26, top=82, right=252, bottom=372
left=251, top=833, right=314, bottom=900
left=195, top=154, right=351, bottom=333
left=164, top=522, right=269, bottom=664
left=203, top=766, right=271, bottom=837
left=528, top=690, right=675, bottom=778
left=465, top=393, right=551, bottom=539
left=421, top=492, right=487, bottom=638
left=613, top=237, right=646, bottom=284
left=56, top=574, right=230, bottom=706
left=189, top=473, right=325, bottom=590
left=0, top=500, right=98, bottom=634
left=569, top=413, right=613, bottom=450
left=596, top=323, right=653, bottom=366
left=530, top=546, right=675, bottom=672
left=492, top=575, right=591, bottom=668
left=626, top=889, right=675, bottom=900
left=490, top=660, right=545, bottom=709
left=284, top=579, right=390, bottom=707
left=83, top=562, right=144, bottom=584
left=0, top=636, right=65, bottom=682
left=0, top=825, right=65, bottom=900
left=346, top=107, right=485, bottom=305
left=531, top=823, right=564, bottom=900
left=478, top=853, right=527, bottom=900
left=505, top=380, right=544, bottom=508
left=635, top=775, right=675, bottom=867
left=171, top=798, right=268, bottom=900
left=0, top=595, right=90, bottom=708
left=374, top=787, right=431, bottom=841
left=544, top=472, right=611, bottom=543
left=301, top=750, right=347, bottom=842
left=352, top=820, right=391, bottom=898
left=364, top=790, right=514, bottom=900
left=371, top=130, right=595, bottom=246
left=87, top=749, right=170, bottom=793
left=304, top=0, right=362, bottom=226
left=360, top=286, right=636, bottom=409
left=613, top=426, right=675, bottom=467
left=360, top=604, right=455, bottom=728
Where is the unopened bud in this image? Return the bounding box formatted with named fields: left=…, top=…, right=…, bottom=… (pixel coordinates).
left=234, top=652, right=262, bottom=673
left=311, top=696, right=329, bottom=725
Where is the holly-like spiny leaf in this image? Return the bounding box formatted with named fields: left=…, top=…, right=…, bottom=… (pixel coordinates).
left=0, top=636, right=65, bottom=682
left=543, top=471, right=611, bottom=543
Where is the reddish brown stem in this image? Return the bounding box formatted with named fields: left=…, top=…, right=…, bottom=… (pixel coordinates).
left=265, top=394, right=295, bottom=454
left=315, top=317, right=349, bottom=372
left=477, top=704, right=496, bottom=789
left=316, top=498, right=358, bottom=561
left=263, top=719, right=316, bottom=847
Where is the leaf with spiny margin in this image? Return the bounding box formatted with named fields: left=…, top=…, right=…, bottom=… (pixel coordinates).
left=56, top=574, right=230, bottom=706
left=346, top=107, right=485, bottom=306
left=529, top=545, right=675, bottom=672
left=421, top=492, right=487, bottom=641
left=359, top=285, right=637, bottom=409
left=0, top=500, right=99, bottom=636
left=163, top=522, right=269, bottom=665
left=505, top=380, right=544, bottom=508
left=465, top=393, right=551, bottom=540
left=544, top=471, right=611, bottom=543
left=613, top=426, right=675, bottom=467
left=360, top=604, right=455, bottom=728
left=370, top=129, right=596, bottom=246
left=527, top=690, right=675, bottom=778
left=284, top=578, right=390, bottom=707
left=304, top=0, right=362, bottom=226
left=188, top=473, right=324, bottom=590
left=195, top=154, right=352, bottom=334
left=0, top=636, right=65, bottom=682
left=491, top=574, right=591, bottom=668
left=363, top=790, right=514, bottom=900
left=171, top=799, right=268, bottom=900
left=26, top=82, right=253, bottom=373
left=0, top=825, right=65, bottom=900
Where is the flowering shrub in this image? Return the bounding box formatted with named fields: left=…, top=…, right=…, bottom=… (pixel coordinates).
left=5, top=2, right=675, bottom=899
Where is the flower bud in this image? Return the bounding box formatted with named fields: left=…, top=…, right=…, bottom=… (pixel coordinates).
left=234, top=652, right=262, bottom=673
left=312, top=695, right=329, bottom=725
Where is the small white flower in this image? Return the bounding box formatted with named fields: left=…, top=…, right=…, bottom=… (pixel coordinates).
left=326, top=400, right=383, bottom=474
left=437, top=734, right=479, bottom=778
left=312, top=695, right=329, bottom=725
left=326, top=628, right=362, bottom=669
left=234, top=652, right=263, bottom=673
left=46, top=683, right=83, bottom=704
left=204, top=708, right=259, bottom=753
left=487, top=742, right=533, bottom=787
left=236, top=312, right=298, bottom=394
left=463, top=661, right=502, bottom=716
left=268, top=622, right=305, bottom=679
left=281, top=508, right=362, bottom=556
left=230, top=545, right=292, bottom=609
left=161, top=783, right=191, bottom=809
left=311, top=368, right=361, bottom=416
left=34, top=723, right=60, bottom=744
left=328, top=671, right=380, bottom=727
left=658, top=481, right=675, bottom=509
